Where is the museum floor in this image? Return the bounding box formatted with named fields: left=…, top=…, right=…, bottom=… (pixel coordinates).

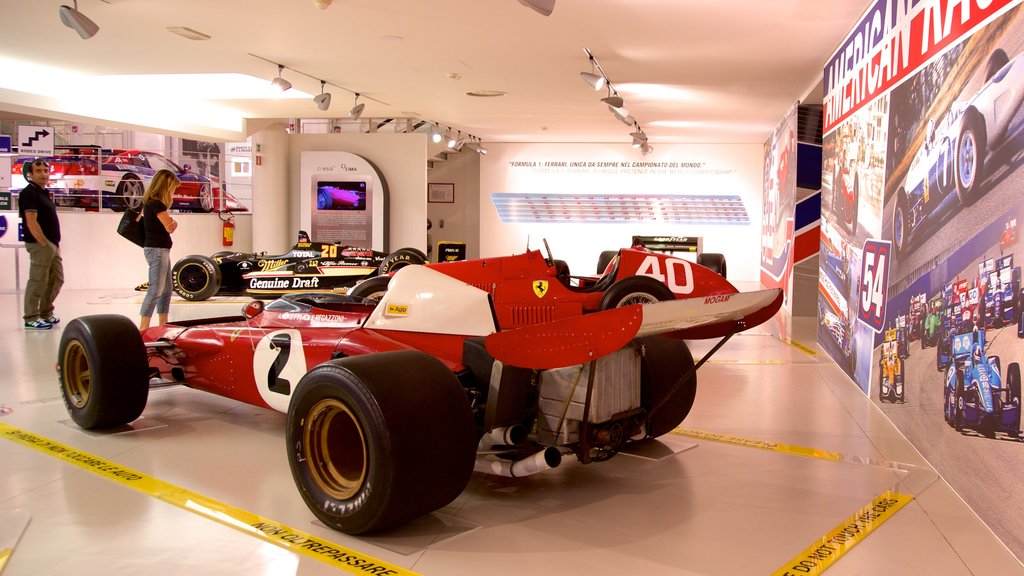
left=1, top=289, right=1022, bottom=576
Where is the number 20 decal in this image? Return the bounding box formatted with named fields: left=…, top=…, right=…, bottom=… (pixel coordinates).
left=859, top=239, right=891, bottom=333
left=635, top=255, right=694, bottom=295
left=252, top=329, right=307, bottom=413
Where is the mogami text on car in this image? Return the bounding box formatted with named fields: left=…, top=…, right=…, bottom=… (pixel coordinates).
left=57, top=264, right=783, bottom=535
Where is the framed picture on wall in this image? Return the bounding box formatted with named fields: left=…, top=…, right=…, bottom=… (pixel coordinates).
left=428, top=182, right=455, bottom=203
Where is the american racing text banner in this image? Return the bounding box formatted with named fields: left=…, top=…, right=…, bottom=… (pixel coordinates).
left=823, top=0, right=1020, bottom=134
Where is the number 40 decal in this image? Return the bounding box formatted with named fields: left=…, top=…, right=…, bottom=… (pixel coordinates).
left=859, top=239, right=891, bottom=333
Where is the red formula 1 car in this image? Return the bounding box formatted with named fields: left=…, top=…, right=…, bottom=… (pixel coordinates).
left=57, top=264, right=782, bottom=535
left=350, top=242, right=738, bottom=334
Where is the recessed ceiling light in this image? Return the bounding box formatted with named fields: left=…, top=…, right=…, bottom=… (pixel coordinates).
left=166, top=26, right=211, bottom=41
left=466, top=90, right=507, bottom=98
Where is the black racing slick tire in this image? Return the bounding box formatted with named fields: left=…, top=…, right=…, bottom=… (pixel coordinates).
left=172, top=255, right=222, bottom=301
left=596, top=250, right=618, bottom=274
left=348, top=275, right=391, bottom=304
left=286, top=351, right=476, bottom=534
left=378, top=248, right=427, bottom=274
left=599, top=275, right=674, bottom=309
left=58, top=315, right=150, bottom=429
left=696, top=252, right=727, bottom=279
left=638, top=336, right=697, bottom=438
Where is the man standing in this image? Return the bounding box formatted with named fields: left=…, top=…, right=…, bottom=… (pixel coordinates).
left=19, top=158, right=63, bottom=330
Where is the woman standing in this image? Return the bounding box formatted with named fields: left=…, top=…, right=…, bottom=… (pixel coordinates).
left=139, top=169, right=180, bottom=331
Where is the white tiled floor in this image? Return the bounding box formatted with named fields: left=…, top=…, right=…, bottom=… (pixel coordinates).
left=1, top=290, right=1022, bottom=575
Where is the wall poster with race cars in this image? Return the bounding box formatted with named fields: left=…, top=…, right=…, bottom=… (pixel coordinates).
left=4, top=121, right=250, bottom=214
left=822, top=0, right=1024, bottom=559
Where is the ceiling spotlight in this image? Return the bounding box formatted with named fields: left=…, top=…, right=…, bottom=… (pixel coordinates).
left=601, top=87, right=623, bottom=108
left=349, top=93, right=365, bottom=119
left=313, top=0, right=333, bottom=8
left=608, top=104, right=630, bottom=119
left=313, top=80, right=332, bottom=111
left=271, top=64, right=292, bottom=91
left=580, top=58, right=605, bottom=91
left=430, top=125, right=444, bottom=143
left=517, top=0, right=555, bottom=16
left=167, top=26, right=211, bottom=40
left=632, top=136, right=645, bottom=149
left=446, top=131, right=459, bottom=149
left=640, top=142, right=653, bottom=155
left=59, top=1, right=99, bottom=39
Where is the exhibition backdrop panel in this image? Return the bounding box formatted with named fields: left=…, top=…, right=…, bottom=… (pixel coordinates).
left=822, top=0, right=1024, bottom=560
left=760, top=102, right=799, bottom=323
left=298, top=151, right=387, bottom=251
left=478, top=142, right=764, bottom=283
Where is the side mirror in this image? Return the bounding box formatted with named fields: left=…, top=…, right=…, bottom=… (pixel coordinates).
left=243, top=300, right=265, bottom=320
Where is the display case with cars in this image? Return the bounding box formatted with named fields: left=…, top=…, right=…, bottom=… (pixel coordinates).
left=10, top=146, right=247, bottom=213
left=171, top=231, right=426, bottom=301
left=56, top=264, right=783, bottom=534
left=943, top=330, right=1021, bottom=438
left=879, top=332, right=905, bottom=403
left=892, top=48, right=1024, bottom=255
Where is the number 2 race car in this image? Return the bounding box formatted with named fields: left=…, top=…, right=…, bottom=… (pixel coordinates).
left=58, top=264, right=783, bottom=534
left=171, top=232, right=426, bottom=301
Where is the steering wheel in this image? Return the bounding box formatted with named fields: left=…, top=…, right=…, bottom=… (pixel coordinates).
left=542, top=238, right=554, bottom=267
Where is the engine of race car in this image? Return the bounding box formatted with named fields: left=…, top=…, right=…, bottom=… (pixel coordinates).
left=461, top=338, right=644, bottom=467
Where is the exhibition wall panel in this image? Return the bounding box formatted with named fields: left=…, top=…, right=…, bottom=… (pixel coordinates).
left=428, top=151, right=481, bottom=261
left=821, top=0, right=1024, bottom=561
left=478, top=142, right=763, bottom=282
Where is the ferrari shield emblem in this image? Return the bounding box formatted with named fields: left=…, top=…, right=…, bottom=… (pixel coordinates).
left=533, top=280, right=549, bottom=298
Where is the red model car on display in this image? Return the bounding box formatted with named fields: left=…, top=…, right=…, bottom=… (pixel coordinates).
left=58, top=262, right=782, bottom=535
left=350, top=240, right=734, bottom=334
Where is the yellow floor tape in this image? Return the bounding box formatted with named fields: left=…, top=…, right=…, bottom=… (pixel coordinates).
left=0, top=548, right=10, bottom=575
left=0, top=423, right=418, bottom=576
left=787, top=339, right=819, bottom=356
left=673, top=428, right=915, bottom=575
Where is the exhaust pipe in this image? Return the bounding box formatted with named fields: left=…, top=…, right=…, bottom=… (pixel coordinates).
left=477, top=425, right=528, bottom=451
left=474, top=446, right=562, bottom=478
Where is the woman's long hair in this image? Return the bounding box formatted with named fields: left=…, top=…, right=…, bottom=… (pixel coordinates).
left=142, top=169, right=180, bottom=208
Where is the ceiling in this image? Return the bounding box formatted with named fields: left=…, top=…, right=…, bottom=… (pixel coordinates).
left=0, top=0, right=868, bottom=145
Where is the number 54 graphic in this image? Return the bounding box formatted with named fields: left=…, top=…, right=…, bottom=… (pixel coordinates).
left=859, top=239, right=891, bottom=332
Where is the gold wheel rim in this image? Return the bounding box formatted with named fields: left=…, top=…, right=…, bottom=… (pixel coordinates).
left=303, top=398, right=367, bottom=500
left=62, top=340, right=91, bottom=409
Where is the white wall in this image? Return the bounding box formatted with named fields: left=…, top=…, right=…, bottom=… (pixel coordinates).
left=479, top=142, right=764, bottom=281
left=0, top=212, right=253, bottom=292
left=428, top=151, right=481, bottom=261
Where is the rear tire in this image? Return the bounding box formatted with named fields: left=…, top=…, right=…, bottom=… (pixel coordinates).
left=696, top=253, right=727, bottom=278
left=1008, top=362, right=1021, bottom=437
left=955, top=111, right=986, bottom=206
left=639, top=336, right=697, bottom=438
left=286, top=351, right=476, bottom=534
left=172, top=255, right=222, bottom=301
left=378, top=248, right=427, bottom=274
left=114, top=175, right=144, bottom=212
left=596, top=250, right=618, bottom=274
left=985, top=48, right=1010, bottom=82
left=348, top=275, right=391, bottom=304
left=58, top=315, right=149, bottom=429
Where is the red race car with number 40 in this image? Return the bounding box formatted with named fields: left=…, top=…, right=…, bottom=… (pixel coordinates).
left=57, top=262, right=781, bottom=535
left=350, top=241, right=738, bottom=336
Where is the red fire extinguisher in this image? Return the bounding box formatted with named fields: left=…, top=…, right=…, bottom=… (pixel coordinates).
left=219, top=211, right=235, bottom=247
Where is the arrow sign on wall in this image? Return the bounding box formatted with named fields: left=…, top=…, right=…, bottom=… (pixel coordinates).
left=17, top=126, right=54, bottom=156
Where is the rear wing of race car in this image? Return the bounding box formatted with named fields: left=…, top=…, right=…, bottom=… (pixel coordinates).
left=484, top=288, right=783, bottom=370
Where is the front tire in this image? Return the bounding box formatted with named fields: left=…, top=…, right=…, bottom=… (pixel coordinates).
left=58, top=315, right=149, bottom=429
left=197, top=184, right=214, bottom=212
left=599, top=276, right=674, bottom=309
left=114, top=175, right=144, bottom=212
left=172, top=255, right=222, bottom=301
left=286, top=351, right=476, bottom=534
left=955, top=111, right=986, bottom=206
left=893, top=192, right=908, bottom=256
